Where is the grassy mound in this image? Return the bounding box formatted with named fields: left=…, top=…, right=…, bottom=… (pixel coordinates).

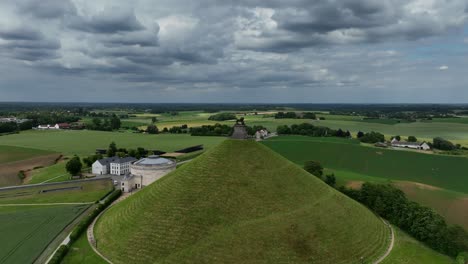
left=95, top=140, right=389, bottom=264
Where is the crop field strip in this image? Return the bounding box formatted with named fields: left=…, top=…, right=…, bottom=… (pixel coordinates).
left=95, top=140, right=390, bottom=264
left=263, top=136, right=468, bottom=194
left=0, top=204, right=89, bottom=264
left=0, top=178, right=113, bottom=204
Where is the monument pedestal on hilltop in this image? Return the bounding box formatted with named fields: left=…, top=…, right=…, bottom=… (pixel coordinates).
left=231, top=118, right=249, bottom=140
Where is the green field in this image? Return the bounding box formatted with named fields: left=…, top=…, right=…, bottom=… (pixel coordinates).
left=0, top=145, right=55, bottom=164
left=0, top=130, right=225, bottom=156
left=27, top=161, right=68, bottom=184
left=0, top=179, right=113, bottom=204
left=381, top=227, right=453, bottom=264
left=95, top=140, right=390, bottom=264
left=263, top=136, right=468, bottom=194
left=0, top=204, right=88, bottom=264
left=62, top=232, right=105, bottom=264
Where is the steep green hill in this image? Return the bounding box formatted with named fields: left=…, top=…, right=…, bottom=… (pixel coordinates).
left=95, top=140, right=390, bottom=264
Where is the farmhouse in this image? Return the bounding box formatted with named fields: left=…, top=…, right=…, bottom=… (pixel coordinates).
left=120, top=155, right=176, bottom=192
left=37, top=124, right=59, bottom=129
left=391, top=138, right=430, bottom=150
left=92, top=156, right=137, bottom=175
left=36, top=123, right=71, bottom=130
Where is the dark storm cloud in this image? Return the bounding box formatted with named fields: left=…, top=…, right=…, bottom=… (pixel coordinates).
left=17, top=0, right=76, bottom=19
left=69, top=8, right=145, bottom=34
left=0, top=27, right=60, bottom=61
left=0, top=27, right=42, bottom=41
left=234, top=0, right=467, bottom=52
left=0, top=0, right=467, bottom=103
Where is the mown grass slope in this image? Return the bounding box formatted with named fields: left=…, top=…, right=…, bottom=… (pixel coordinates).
left=263, top=136, right=468, bottom=193
left=381, top=227, right=453, bottom=264
left=95, top=140, right=389, bottom=264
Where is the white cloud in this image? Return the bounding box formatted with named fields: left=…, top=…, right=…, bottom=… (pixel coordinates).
left=439, top=65, right=449, bottom=70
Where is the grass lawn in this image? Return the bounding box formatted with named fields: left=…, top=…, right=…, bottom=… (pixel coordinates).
left=0, top=130, right=225, bottom=156
left=0, top=179, right=113, bottom=204
left=27, top=161, right=68, bottom=184
left=62, top=232, right=105, bottom=264
left=381, top=227, right=453, bottom=264
left=95, top=140, right=389, bottom=264
left=263, top=136, right=468, bottom=194
left=0, top=204, right=89, bottom=264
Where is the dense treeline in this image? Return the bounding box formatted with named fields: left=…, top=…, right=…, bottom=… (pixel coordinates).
left=162, top=124, right=189, bottom=134
left=208, top=113, right=236, bottom=121
left=433, top=137, right=457, bottom=150
left=274, top=111, right=317, bottom=119
left=357, top=131, right=385, bottom=143
left=86, top=114, right=121, bottom=131
left=190, top=124, right=233, bottom=136
left=0, top=121, right=33, bottom=133
left=190, top=124, right=267, bottom=137
left=339, top=183, right=468, bottom=257
left=276, top=123, right=350, bottom=138
left=24, top=113, right=80, bottom=126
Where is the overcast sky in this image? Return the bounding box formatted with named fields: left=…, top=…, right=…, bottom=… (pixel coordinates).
left=0, top=0, right=467, bottom=103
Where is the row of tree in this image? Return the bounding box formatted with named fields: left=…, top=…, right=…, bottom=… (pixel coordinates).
left=274, top=112, right=317, bottom=119
left=0, top=121, right=33, bottom=133
left=208, top=113, right=237, bottom=121
left=339, top=183, right=468, bottom=257
left=87, top=114, right=121, bottom=131
left=277, top=123, right=351, bottom=138
left=356, top=131, right=385, bottom=143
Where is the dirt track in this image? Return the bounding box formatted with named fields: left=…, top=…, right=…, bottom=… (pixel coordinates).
left=0, top=154, right=61, bottom=187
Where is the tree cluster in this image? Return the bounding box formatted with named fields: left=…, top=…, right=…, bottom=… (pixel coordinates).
left=0, top=120, right=34, bottom=133
left=87, top=114, right=121, bottom=131
left=358, top=131, right=385, bottom=143
left=146, top=124, right=159, bottom=134
left=433, top=137, right=456, bottom=151
left=208, top=113, right=237, bottom=121
left=190, top=123, right=233, bottom=136
left=339, top=183, right=468, bottom=256
left=66, top=156, right=83, bottom=176
left=162, top=124, right=189, bottom=134
left=303, top=160, right=336, bottom=187
left=276, top=123, right=350, bottom=138
left=105, top=142, right=147, bottom=159
left=274, top=112, right=317, bottom=119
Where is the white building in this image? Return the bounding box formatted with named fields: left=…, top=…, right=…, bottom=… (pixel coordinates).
left=120, top=155, right=176, bottom=192
left=255, top=129, right=269, bottom=141
left=37, top=124, right=59, bottom=129
left=391, top=138, right=431, bottom=150
left=92, top=156, right=137, bottom=175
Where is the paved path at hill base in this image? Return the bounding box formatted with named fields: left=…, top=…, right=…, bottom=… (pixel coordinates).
left=87, top=192, right=135, bottom=264
left=373, top=218, right=395, bottom=264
